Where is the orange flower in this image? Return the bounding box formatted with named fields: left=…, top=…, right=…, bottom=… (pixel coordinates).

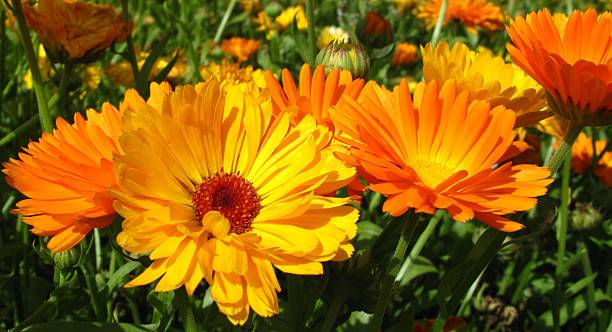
left=221, top=37, right=260, bottom=62
left=2, top=105, right=122, bottom=252
left=506, top=9, right=612, bottom=127
left=264, top=64, right=365, bottom=127
left=23, top=0, right=132, bottom=63
left=571, top=133, right=612, bottom=186
left=392, top=42, right=419, bottom=66
left=334, top=79, right=553, bottom=231
left=417, top=0, right=504, bottom=32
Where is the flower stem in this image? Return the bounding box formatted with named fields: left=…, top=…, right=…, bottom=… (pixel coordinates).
left=369, top=210, right=419, bottom=332
left=431, top=0, right=448, bottom=47
left=213, top=0, right=238, bottom=44
left=0, top=114, right=39, bottom=147
left=80, top=264, right=106, bottom=321
left=546, top=122, right=582, bottom=174
left=175, top=288, right=198, bottom=332
left=11, top=0, right=53, bottom=133
left=305, top=0, right=317, bottom=65
left=553, top=153, right=571, bottom=331
left=396, top=210, right=442, bottom=282
left=320, top=283, right=349, bottom=332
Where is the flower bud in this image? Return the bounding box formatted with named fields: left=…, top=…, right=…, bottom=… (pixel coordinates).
left=315, top=38, right=370, bottom=78
left=570, top=202, right=603, bottom=231
left=356, top=11, right=395, bottom=49
left=52, top=246, right=81, bottom=270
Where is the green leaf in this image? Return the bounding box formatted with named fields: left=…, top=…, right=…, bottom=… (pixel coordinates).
left=534, top=290, right=612, bottom=329
left=140, top=34, right=171, bottom=83
left=22, top=322, right=156, bottom=332
left=564, top=273, right=598, bottom=298
left=152, top=50, right=180, bottom=83
left=289, top=18, right=314, bottom=65
left=399, top=255, right=438, bottom=287
left=104, top=261, right=142, bottom=294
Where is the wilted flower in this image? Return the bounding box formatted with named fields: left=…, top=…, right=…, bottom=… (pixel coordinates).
left=275, top=5, right=308, bottom=30
left=507, top=9, right=612, bottom=127
left=221, top=37, right=260, bottom=62
left=417, top=0, right=505, bottom=32
left=23, top=0, right=132, bottom=63
left=315, top=38, right=370, bottom=79
left=391, top=42, right=419, bottom=66
left=571, top=132, right=612, bottom=186
left=356, top=11, right=395, bottom=49
left=317, top=26, right=349, bottom=49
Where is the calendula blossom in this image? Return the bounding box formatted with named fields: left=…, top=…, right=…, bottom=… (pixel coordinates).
left=200, top=59, right=267, bottom=88
left=392, top=42, right=419, bottom=66
left=112, top=80, right=358, bottom=325
left=23, top=0, right=132, bottom=63
left=275, top=6, right=308, bottom=30
left=417, top=0, right=504, bottom=32
left=507, top=8, right=612, bottom=127
left=571, top=133, right=612, bottom=187
left=422, top=42, right=550, bottom=128
left=333, top=79, right=553, bottom=231
left=221, top=37, right=260, bottom=62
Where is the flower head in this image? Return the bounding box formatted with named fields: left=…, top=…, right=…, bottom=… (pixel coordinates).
left=417, top=0, right=504, bottom=32
left=334, top=79, right=553, bottom=231
left=356, top=11, right=395, bottom=49
left=392, top=42, right=419, bottom=66
left=23, top=0, right=132, bottom=63
left=315, top=38, right=370, bottom=78
left=422, top=42, right=550, bottom=127
left=254, top=11, right=274, bottom=39
left=275, top=6, right=308, bottom=30
left=571, top=133, right=612, bottom=186
left=317, top=26, right=349, bottom=49
left=3, top=105, right=122, bottom=252
left=112, top=80, right=358, bottom=325
left=200, top=59, right=266, bottom=88
left=506, top=9, right=612, bottom=127
left=221, top=37, right=260, bottom=62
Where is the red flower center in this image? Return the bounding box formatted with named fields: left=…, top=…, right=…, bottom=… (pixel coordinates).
left=192, top=172, right=261, bottom=234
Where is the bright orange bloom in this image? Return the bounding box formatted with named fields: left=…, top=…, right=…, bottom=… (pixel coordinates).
left=264, top=64, right=365, bottom=127
left=507, top=9, right=612, bottom=127
left=334, top=79, right=553, bottom=231
left=571, top=133, right=612, bottom=186
left=220, top=37, right=260, bottom=62
left=392, top=42, right=419, bottom=66
left=2, top=106, right=122, bottom=252
left=23, top=0, right=132, bottom=63
left=417, top=0, right=504, bottom=32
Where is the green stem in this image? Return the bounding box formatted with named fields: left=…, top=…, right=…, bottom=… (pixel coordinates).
left=546, top=122, right=582, bottom=174
left=213, top=0, right=238, bottom=44
left=175, top=288, right=198, bottom=332
left=553, top=153, right=571, bottom=331
left=369, top=210, right=419, bottom=332
left=80, top=264, right=106, bottom=321
left=396, top=210, right=442, bottom=282
left=565, top=0, right=573, bottom=15
left=430, top=0, right=448, bottom=46
left=304, top=0, right=316, bottom=65
left=10, top=296, right=58, bottom=332
left=320, top=283, right=349, bottom=332
left=11, top=0, right=53, bottom=132
left=0, top=114, right=39, bottom=147
left=578, top=239, right=596, bottom=331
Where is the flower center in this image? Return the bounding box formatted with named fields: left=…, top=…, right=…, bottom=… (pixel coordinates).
left=408, top=158, right=455, bottom=188
left=192, top=172, right=261, bottom=234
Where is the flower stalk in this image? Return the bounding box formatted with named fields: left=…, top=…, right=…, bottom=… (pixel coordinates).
left=553, top=153, right=571, bottom=331
left=546, top=122, right=582, bottom=174
left=431, top=0, right=448, bottom=46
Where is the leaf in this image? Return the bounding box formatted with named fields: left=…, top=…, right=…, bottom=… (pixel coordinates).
left=289, top=18, right=314, bottom=65
left=104, top=261, right=142, bottom=294
left=534, top=290, right=612, bottom=329
left=355, top=221, right=383, bottom=252
left=140, top=34, right=171, bottom=83
left=22, top=322, right=156, bottom=332
left=564, top=273, right=598, bottom=298
left=152, top=50, right=180, bottom=83
left=399, top=255, right=438, bottom=286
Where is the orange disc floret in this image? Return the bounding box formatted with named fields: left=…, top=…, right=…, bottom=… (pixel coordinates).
left=506, top=8, right=612, bottom=127
left=3, top=105, right=122, bottom=252
left=334, top=79, right=553, bottom=232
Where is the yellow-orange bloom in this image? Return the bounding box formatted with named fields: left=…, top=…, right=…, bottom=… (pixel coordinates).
left=392, top=42, right=419, bottom=66
left=507, top=9, right=612, bottom=127
left=571, top=133, right=612, bottom=186
left=221, top=37, right=260, bottom=62
left=422, top=42, right=550, bottom=127
left=199, top=59, right=266, bottom=88
left=417, top=0, right=504, bottom=32
left=275, top=6, right=308, bottom=30
left=112, top=80, right=358, bottom=325
left=2, top=106, right=122, bottom=252
left=334, top=79, right=553, bottom=232
left=264, top=64, right=365, bottom=127
left=23, top=0, right=132, bottom=62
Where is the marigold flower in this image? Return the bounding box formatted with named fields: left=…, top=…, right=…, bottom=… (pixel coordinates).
left=333, top=79, right=553, bottom=231
left=392, top=42, right=419, bottom=66
left=200, top=59, right=266, bottom=88
left=23, top=0, right=132, bottom=63
left=220, top=37, right=260, bottom=62
left=417, top=0, right=505, bottom=32
left=571, top=133, right=612, bottom=186
left=275, top=5, right=308, bottom=31
left=112, top=80, right=358, bottom=325
left=2, top=105, right=122, bottom=252
left=507, top=9, right=612, bottom=127
left=317, top=26, right=349, bottom=49
left=422, top=42, right=550, bottom=127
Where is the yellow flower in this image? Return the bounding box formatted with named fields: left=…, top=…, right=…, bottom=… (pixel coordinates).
left=317, top=26, right=349, bottom=49
left=391, top=42, right=419, bottom=65
left=105, top=50, right=187, bottom=86
left=220, top=37, right=260, bottom=62
left=253, top=11, right=275, bottom=39
left=417, top=0, right=504, bottom=32
left=23, top=0, right=132, bottom=63
left=199, top=59, right=267, bottom=88
left=421, top=42, right=550, bottom=128
left=113, top=80, right=358, bottom=325
left=276, top=6, right=308, bottom=31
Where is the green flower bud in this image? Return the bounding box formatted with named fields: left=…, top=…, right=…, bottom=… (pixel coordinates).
left=570, top=202, right=603, bottom=231
left=315, top=38, right=370, bottom=78
left=52, top=246, right=80, bottom=270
